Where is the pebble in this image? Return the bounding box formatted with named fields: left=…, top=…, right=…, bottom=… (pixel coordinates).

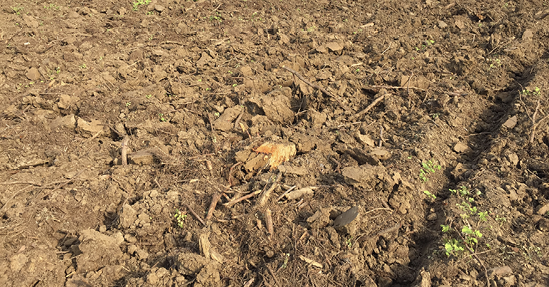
left=333, top=206, right=359, bottom=227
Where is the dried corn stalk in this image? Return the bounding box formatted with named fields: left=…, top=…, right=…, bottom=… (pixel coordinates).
left=254, top=142, right=296, bottom=169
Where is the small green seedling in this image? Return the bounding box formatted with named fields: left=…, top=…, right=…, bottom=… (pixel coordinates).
left=444, top=238, right=465, bottom=256
left=280, top=253, right=290, bottom=269
left=125, top=102, right=131, bottom=107
left=174, top=209, right=187, bottom=228
left=419, top=160, right=441, bottom=182
left=132, top=0, right=151, bottom=11
left=11, top=6, right=23, bottom=14
left=146, top=94, right=152, bottom=99
left=346, top=237, right=353, bottom=248
left=159, top=113, right=167, bottom=122
left=441, top=224, right=450, bottom=233
left=423, top=190, right=436, bottom=199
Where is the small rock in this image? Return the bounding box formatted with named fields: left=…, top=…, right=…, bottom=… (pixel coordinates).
left=278, top=164, right=308, bottom=175
left=26, top=67, right=41, bottom=81
left=196, top=262, right=221, bottom=286
left=119, top=204, right=137, bottom=228
left=154, top=5, right=164, bottom=12
left=136, top=249, right=149, bottom=260
left=307, top=109, right=327, bottom=129
left=455, top=19, right=465, bottom=29
left=9, top=254, right=28, bottom=271
left=427, top=213, right=437, bottom=221
left=488, top=266, right=512, bottom=277
left=234, top=150, right=251, bottom=162
left=147, top=272, right=159, bottom=285
left=453, top=142, right=470, bottom=153
left=522, top=29, right=534, bottom=41
left=124, top=234, right=137, bottom=243
left=76, top=229, right=123, bottom=273
left=177, top=253, right=209, bottom=275
left=496, top=92, right=514, bottom=103
left=502, top=275, right=516, bottom=286
left=507, top=153, right=519, bottom=167
left=23, top=14, right=39, bottom=28
left=355, top=133, right=376, bottom=147
left=128, top=150, right=154, bottom=165
left=537, top=202, right=549, bottom=215
left=342, top=165, right=389, bottom=189
left=285, top=187, right=317, bottom=200
left=438, top=20, right=448, bottom=29
left=538, top=218, right=549, bottom=231
left=67, top=11, right=80, bottom=18
left=278, top=33, right=290, bottom=45
left=333, top=206, right=359, bottom=227
left=325, top=42, right=344, bottom=53
left=57, top=94, right=74, bottom=109
left=127, top=244, right=138, bottom=255
left=502, top=116, right=517, bottom=129
left=239, top=66, right=253, bottom=77
left=212, top=106, right=242, bottom=131
left=370, top=148, right=391, bottom=160
left=76, top=118, right=105, bottom=138
left=50, top=114, right=76, bottom=130
left=199, top=233, right=211, bottom=260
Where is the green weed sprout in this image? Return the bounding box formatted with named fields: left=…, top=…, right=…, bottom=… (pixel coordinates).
left=419, top=160, right=441, bottom=182
left=174, top=209, right=187, bottom=228
left=441, top=186, right=488, bottom=257
left=133, top=0, right=151, bottom=11
left=423, top=190, right=436, bottom=199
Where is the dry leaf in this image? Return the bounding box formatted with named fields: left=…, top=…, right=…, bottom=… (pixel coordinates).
left=254, top=142, right=296, bottom=169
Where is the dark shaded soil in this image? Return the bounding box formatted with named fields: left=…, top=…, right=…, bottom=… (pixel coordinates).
left=1, top=0, right=549, bottom=286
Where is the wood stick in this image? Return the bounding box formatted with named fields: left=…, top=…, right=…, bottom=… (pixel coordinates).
left=185, top=203, right=206, bottom=226
left=205, top=192, right=222, bottom=221
left=282, top=66, right=335, bottom=98
left=265, top=261, right=281, bottom=287
left=276, top=185, right=296, bottom=201
left=227, top=162, right=243, bottom=187
left=265, top=208, right=274, bottom=240
left=121, top=135, right=129, bottom=165
left=367, top=85, right=426, bottom=91
left=224, top=190, right=262, bottom=208
left=258, top=172, right=282, bottom=206
left=351, top=94, right=385, bottom=121
left=529, top=98, right=548, bottom=144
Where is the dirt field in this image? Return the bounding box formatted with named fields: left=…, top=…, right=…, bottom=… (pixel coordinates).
left=1, top=0, right=548, bottom=286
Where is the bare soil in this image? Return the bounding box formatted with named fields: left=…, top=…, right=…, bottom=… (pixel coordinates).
left=1, top=0, right=549, bottom=286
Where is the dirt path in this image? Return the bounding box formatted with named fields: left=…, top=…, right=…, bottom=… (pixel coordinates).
left=1, top=0, right=548, bottom=286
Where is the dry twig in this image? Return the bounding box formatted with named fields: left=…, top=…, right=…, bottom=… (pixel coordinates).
left=121, top=135, right=129, bottom=166
left=282, top=66, right=335, bottom=98
left=224, top=190, right=262, bottom=208
left=351, top=94, right=385, bottom=121
left=205, top=192, right=222, bottom=221
left=258, top=172, right=282, bottom=206
left=184, top=203, right=206, bottom=226
left=265, top=261, right=281, bottom=287
left=529, top=98, right=548, bottom=144
left=276, top=185, right=297, bottom=201
left=265, top=208, right=274, bottom=240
